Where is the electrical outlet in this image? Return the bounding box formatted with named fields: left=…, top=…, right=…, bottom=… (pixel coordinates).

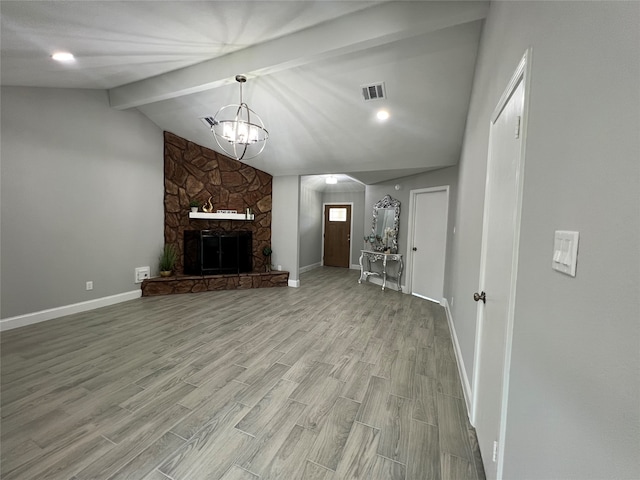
left=135, top=266, right=150, bottom=283
left=86, top=281, right=93, bottom=291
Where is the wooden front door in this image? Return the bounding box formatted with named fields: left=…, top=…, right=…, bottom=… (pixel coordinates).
left=323, top=204, right=351, bottom=268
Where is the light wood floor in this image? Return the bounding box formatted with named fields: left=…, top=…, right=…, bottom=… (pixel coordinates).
left=1, top=267, right=485, bottom=480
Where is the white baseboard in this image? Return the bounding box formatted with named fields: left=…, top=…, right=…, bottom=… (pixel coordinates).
left=0, top=290, right=142, bottom=332
left=411, top=292, right=442, bottom=303
left=299, top=263, right=321, bottom=274
left=288, top=279, right=300, bottom=288
left=442, top=298, right=474, bottom=422
left=317, top=263, right=359, bottom=271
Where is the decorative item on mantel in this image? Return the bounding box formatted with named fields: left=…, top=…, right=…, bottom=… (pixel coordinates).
left=189, top=200, right=200, bottom=213
left=202, top=196, right=214, bottom=213
left=158, top=244, right=178, bottom=277
left=262, top=246, right=273, bottom=272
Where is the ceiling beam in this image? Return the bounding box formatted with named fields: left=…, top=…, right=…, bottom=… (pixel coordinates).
left=108, top=1, right=488, bottom=110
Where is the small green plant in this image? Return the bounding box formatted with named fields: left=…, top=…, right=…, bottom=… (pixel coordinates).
left=262, top=246, right=273, bottom=272
left=159, top=244, right=178, bottom=272
left=189, top=200, right=200, bottom=208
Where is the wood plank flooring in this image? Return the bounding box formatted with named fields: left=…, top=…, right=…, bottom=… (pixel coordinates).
left=1, top=267, right=485, bottom=480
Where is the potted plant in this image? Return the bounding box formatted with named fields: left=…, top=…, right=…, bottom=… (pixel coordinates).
left=189, top=200, right=200, bottom=213
left=262, top=246, right=272, bottom=272
left=159, top=244, right=178, bottom=277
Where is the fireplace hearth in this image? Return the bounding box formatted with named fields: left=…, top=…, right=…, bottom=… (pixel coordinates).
left=141, top=270, right=288, bottom=296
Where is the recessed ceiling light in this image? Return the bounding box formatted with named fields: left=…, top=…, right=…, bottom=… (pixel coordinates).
left=376, top=109, right=390, bottom=121
left=325, top=176, right=338, bottom=185
left=51, top=52, right=75, bottom=62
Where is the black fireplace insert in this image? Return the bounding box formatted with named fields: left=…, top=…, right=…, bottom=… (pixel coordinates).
left=184, top=230, right=252, bottom=275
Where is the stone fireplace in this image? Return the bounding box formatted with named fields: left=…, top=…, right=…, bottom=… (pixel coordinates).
left=141, top=132, right=288, bottom=296
left=163, top=131, right=272, bottom=274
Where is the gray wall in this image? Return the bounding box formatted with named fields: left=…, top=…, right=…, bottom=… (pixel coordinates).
left=450, top=2, right=639, bottom=478
left=365, top=166, right=459, bottom=297
left=322, top=190, right=366, bottom=268
left=299, top=183, right=323, bottom=269
left=271, top=175, right=300, bottom=283
left=1, top=87, right=164, bottom=319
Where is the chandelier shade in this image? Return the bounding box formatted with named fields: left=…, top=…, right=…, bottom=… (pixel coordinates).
left=211, top=75, right=269, bottom=161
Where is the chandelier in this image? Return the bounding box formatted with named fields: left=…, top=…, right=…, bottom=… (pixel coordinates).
left=211, top=74, right=269, bottom=161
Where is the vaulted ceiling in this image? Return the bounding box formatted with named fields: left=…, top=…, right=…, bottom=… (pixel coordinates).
left=1, top=1, right=488, bottom=186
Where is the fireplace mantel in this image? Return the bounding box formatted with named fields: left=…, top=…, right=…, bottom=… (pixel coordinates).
left=189, top=212, right=255, bottom=221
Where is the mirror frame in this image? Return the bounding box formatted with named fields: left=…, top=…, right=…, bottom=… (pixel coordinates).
left=368, top=194, right=401, bottom=253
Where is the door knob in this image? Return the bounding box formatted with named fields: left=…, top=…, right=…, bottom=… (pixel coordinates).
left=412, top=247, right=417, bottom=251
left=473, top=291, right=486, bottom=304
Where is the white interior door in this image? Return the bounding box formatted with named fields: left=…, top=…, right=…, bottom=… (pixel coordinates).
left=472, top=52, right=529, bottom=480
left=408, top=187, right=449, bottom=303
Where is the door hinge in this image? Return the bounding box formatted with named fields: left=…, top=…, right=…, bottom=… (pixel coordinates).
left=515, top=116, right=521, bottom=139
left=492, top=440, right=499, bottom=462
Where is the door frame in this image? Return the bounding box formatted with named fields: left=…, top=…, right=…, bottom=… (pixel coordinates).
left=471, top=49, right=532, bottom=478
left=405, top=185, right=450, bottom=302
left=321, top=202, right=354, bottom=268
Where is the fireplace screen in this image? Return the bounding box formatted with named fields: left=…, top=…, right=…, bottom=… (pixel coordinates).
left=184, top=230, right=252, bottom=275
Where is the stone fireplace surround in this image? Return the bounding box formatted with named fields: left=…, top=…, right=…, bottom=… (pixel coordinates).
left=141, top=132, right=288, bottom=296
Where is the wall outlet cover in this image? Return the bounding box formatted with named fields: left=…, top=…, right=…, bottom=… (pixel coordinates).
left=135, top=266, right=151, bottom=283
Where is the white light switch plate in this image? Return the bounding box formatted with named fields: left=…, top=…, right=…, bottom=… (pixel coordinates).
left=552, top=231, right=579, bottom=277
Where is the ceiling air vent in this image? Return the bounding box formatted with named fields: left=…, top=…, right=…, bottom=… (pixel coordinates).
left=199, top=116, right=216, bottom=129
left=361, top=82, right=386, bottom=101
